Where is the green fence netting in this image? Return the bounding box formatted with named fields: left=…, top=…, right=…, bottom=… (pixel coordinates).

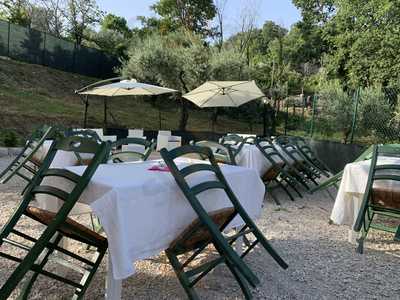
left=0, top=20, right=119, bottom=78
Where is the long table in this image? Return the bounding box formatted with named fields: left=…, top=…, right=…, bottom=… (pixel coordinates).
left=41, top=158, right=265, bottom=299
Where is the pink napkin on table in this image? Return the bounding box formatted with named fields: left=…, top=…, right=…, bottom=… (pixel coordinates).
left=148, top=165, right=170, bottom=172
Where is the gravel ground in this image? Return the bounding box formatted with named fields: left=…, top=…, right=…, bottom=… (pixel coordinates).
left=0, top=156, right=399, bottom=299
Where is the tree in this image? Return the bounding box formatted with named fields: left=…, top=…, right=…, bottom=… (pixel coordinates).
left=122, top=31, right=211, bottom=130
left=150, top=0, right=217, bottom=37
left=1, top=0, right=31, bottom=26
left=214, top=0, right=227, bottom=50
left=31, top=0, right=65, bottom=37
left=101, top=13, right=131, bottom=37
left=323, top=0, right=400, bottom=87
left=292, top=0, right=335, bottom=25
left=63, top=0, right=103, bottom=45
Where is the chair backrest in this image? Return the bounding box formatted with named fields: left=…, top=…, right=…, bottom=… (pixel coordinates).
left=0, top=136, right=108, bottom=242
left=90, top=128, right=104, bottom=138
left=194, top=140, right=235, bottom=165
left=221, top=134, right=243, bottom=145
left=111, top=137, right=155, bottom=162
left=158, top=130, right=172, bottom=136
left=0, top=126, right=58, bottom=184
left=161, top=145, right=252, bottom=219
left=354, top=145, right=400, bottom=231
left=102, top=135, right=117, bottom=143
left=128, top=129, right=144, bottom=138
left=64, top=129, right=102, bottom=143
left=255, top=138, right=286, bottom=167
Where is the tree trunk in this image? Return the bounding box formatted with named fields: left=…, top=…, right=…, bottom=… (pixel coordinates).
left=178, top=71, right=189, bottom=131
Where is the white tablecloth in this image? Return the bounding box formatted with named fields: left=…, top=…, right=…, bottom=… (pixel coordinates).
left=331, top=156, right=400, bottom=230
left=235, top=144, right=272, bottom=176
left=64, top=159, right=265, bottom=280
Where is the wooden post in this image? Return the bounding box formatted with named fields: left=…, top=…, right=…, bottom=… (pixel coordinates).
left=310, top=95, right=317, bottom=138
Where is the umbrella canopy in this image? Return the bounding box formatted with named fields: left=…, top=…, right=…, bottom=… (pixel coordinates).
left=183, top=81, right=265, bottom=108
left=78, top=79, right=177, bottom=96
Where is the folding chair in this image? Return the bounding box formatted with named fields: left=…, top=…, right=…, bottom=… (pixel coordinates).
left=220, top=134, right=243, bottom=146
left=0, top=136, right=109, bottom=299
left=274, top=138, right=319, bottom=188
left=110, top=137, right=156, bottom=163
left=0, top=126, right=57, bottom=194
left=160, top=145, right=288, bottom=299
left=255, top=138, right=303, bottom=204
left=193, top=140, right=236, bottom=165
left=353, top=144, right=400, bottom=254
left=291, top=137, right=332, bottom=178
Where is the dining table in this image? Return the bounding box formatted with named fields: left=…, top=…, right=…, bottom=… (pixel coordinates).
left=34, top=152, right=266, bottom=299
left=330, top=156, right=400, bottom=242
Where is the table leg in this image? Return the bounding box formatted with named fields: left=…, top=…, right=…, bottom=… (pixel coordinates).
left=348, top=195, right=362, bottom=244
left=105, top=254, right=122, bottom=300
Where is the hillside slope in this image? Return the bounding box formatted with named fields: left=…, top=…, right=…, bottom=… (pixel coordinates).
left=0, top=58, right=260, bottom=140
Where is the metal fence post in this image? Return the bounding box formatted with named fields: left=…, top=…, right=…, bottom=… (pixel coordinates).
left=7, top=21, right=10, bottom=57
left=284, top=101, right=289, bottom=135
left=310, top=95, right=317, bottom=138
left=349, top=87, right=361, bottom=144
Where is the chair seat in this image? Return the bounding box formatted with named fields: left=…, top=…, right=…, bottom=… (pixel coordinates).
left=25, top=206, right=107, bottom=246
left=372, top=187, right=400, bottom=210
left=168, top=207, right=236, bottom=253
left=262, top=163, right=284, bottom=181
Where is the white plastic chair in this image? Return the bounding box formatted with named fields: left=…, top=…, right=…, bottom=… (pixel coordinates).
left=156, top=131, right=172, bottom=151
left=128, top=129, right=144, bottom=138
left=166, top=135, right=182, bottom=151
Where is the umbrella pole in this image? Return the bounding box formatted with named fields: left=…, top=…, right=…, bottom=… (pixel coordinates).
left=103, top=97, right=108, bottom=130
left=83, top=95, right=89, bottom=128
left=158, top=108, right=162, bottom=130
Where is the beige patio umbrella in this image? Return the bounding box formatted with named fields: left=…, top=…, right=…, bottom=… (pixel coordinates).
left=183, top=81, right=265, bottom=108
left=76, top=78, right=177, bottom=128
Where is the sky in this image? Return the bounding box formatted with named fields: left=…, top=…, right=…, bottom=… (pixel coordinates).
left=97, top=0, right=301, bottom=36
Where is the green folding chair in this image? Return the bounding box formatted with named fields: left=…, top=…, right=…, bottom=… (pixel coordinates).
left=0, top=126, right=57, bottom=194
left=275, top=139, right=319, bottom=189
left=255, top=138, right=303, bottom=204
left=0, top=136, right=109, bottom=299
left=160, top=145, right=288, bottom=299
left=353, top=144, right=400, bottom=254
left=291, top=137, right=332, bottom=178
left=64, top=129, right=102, bottom=143
left=220, top=134, right=243, bottom=145
left=192, top=140, right=236, bottom=165
left=110, top=137, right=155, bottom=163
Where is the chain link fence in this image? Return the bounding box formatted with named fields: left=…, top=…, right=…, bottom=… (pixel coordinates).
left=277, top=86, right=400, bottom=145
left=0, top=20, right=119, bottom=78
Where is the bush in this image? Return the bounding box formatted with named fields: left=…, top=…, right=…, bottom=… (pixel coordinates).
left=3, top=130, right=18, bottom=147
left=317, top=80, right=354, bottom=143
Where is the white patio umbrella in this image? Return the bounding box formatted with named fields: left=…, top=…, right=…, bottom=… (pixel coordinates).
left=183, top=81, right=265, bottom=108
left=78, top=79, right=177, bottom=97
left=76, top=78, right=177, bottom=128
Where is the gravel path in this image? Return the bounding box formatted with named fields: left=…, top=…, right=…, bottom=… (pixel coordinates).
left=0, top=156, right=399, bottom=299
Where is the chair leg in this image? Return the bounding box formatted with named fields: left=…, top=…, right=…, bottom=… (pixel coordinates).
left=165, top=250, right=200, bottom=300
left=225, top=258, right=252, bottom=300
left=394, top=226, right=400, bottom=242
left=72, top=246, right=107, bottom=300
left=276, top=180, right=294, bottom=202
left=18, top=233, right=64, bottom=300
left=267, top=185, right=281, bottom=205
left=286, top=180, right=303, bottom=198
